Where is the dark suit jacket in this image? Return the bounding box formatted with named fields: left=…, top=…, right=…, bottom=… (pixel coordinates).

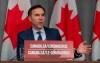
left=17, top=27, right=61, bottom=59
left=17, top=27, right=82, bottom=60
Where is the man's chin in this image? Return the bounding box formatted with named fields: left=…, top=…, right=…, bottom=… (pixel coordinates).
left=37, top=26, right=43, bottom=30
left=33, top=25, right=44, bottom=30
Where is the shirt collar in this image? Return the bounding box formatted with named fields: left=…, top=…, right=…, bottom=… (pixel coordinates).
left=32, top=27, right=45, bottom=35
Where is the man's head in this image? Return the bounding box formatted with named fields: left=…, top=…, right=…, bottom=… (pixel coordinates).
left=28, top=5, right=46, bottom=31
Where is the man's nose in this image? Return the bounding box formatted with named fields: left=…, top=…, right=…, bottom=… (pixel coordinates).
left=39, top=16, right=43, bottom=19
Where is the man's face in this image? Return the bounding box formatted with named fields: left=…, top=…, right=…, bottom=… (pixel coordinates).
left=29, top=8, right=45, bottom=30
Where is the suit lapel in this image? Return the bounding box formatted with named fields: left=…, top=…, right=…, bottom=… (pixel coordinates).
left=27, top=27, right=53, bottom=40
left=44, top=27, right=52, bottom=40
left=27, top=27, right=35, bottom=40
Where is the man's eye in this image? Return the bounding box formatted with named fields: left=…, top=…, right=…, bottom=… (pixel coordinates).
left=42, top=14, right=45, bottom=16
left=35, top=14, right=39, bottom=16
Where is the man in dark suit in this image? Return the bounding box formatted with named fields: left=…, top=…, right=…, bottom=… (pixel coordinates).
left=17, top=5, right=91, bottom=60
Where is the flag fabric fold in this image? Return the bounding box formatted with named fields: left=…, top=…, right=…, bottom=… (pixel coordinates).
left=49, top=0, right=85, bottom=60
left=1, top=0, right=31, bottom=61
left=92, top=0, right=100, bottom=61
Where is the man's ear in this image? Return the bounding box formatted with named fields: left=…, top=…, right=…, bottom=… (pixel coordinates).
left=28, top=16, right=31, bottom=22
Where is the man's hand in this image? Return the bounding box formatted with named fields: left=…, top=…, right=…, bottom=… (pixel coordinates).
left=77, top=41, right=91, bottom=54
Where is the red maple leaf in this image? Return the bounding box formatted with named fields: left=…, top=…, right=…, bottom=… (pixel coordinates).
left=56, top=4, right=82, bottom=48
left=3, top=5, right=32, bottom=49
left=93, top=11, right=100, bottom=41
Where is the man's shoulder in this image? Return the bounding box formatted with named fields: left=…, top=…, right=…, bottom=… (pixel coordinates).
left=18, top=27, right=32, bottom=35
left=44, top=27, right=58, bottom=31
left=44, top=27, right=60, bottom=34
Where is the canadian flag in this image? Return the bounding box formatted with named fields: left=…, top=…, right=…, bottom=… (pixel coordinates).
left=50, top=0, right=85, bottom=60
left=1, top=0, right=31, bottom=61
left=92, top=0, right=100, bottom=61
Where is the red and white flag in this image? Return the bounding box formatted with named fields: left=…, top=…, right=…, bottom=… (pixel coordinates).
left=92, top=0, right=100, bottom=61
left=1, top=0, right=31, bottom=61
left=49, top=0, right=85, bottom=60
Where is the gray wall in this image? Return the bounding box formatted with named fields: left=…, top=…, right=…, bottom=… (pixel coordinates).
left=0, top=0, right=8, bottom=60
left=76, top=0, right=96, bottom=60
left=0, top=0, right=96, bottom=60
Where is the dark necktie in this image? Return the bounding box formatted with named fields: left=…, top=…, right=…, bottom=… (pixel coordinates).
left=37, top=31, right=42, bottom=40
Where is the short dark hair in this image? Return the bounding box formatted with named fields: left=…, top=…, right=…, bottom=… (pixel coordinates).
left=28, top=5, right=45, bottom=16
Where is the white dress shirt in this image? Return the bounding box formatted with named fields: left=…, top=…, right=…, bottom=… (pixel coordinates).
left=32, top=27, right=46, bottom=41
